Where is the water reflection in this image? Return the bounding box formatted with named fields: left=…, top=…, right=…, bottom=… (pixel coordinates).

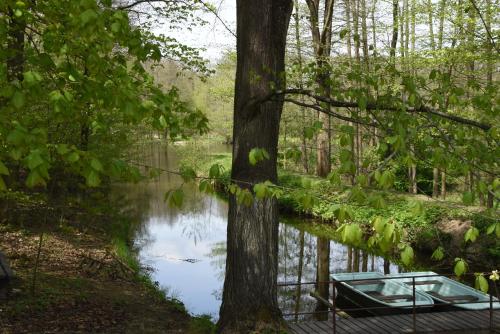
left=120, top=143, right=400, bottom=319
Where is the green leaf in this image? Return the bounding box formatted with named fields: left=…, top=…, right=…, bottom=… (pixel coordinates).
left=199, top=180, right=213, bottom=194
left=454, top=258, right=467, bottom=277
left=80, top=9, right=98, bottom=25
left=66, top=152, right=80, bottom=163
left=464, top=227, right=479, bottom=243
left=26, top=170, right=46, bottom=188
left=379, top=170, right=394, bottom=189
left=486, top=222, right=499, bottom=237
left=383, top=222, right=395, bottom=242
left=358, top=95, right=367, bottom=111
left=373, top=217, right=386, bottom=234
left=111, top=22, right=121, bottom=33
left=179, top=165, right=196, bottom=182
left=253, top=182, right=268, bottom=199
left=236, top=188, right=253, bottom=206
left=327, top=171, right=341, bottom=186
left=25, top=151, right=44, bottom=170
left=23, top=71, right=42, bottom=85
left=431, top=246, right=445, bottom=261
left=249, top=148, right=269, bottom=166
left=165, top=188, right=184, bottom=208
left=86, top=170, right=101, bottom=187
left=0, top=177, right=6, bottom=191
left=342, top=223, right=363, bottom=246
left=0, top=161, right=9, bottom=176
left=462, top=192, right=474, bottom=205
left=401, top=245, right=414, bottom=266
left=209, top=164, right=221, bottom=178
left=90, top=158, right=103, bottom=172
left=12, top=91, right=25, bottom=109
left=56, top=144, right=69, bottom=155
left=474, top=274, right=489, bottom=293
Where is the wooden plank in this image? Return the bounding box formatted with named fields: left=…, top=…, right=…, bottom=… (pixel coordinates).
left=417, top=312, right=460, bottom=331
left=335, top=318, right=359, bottom=334
left=343, top=316, right=391, bottom=334
left=355, top=315, right=401, bottom=333
left=425, top=312, right=475, bottom=331
left=287, top=309, right=500, bottom=334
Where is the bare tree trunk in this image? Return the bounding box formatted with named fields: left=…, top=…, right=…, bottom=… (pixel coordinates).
left=408, top=165, right=417, bottom=194
left=345, top=0, right=353, bottom=59
left=433, top=167, right=440, bottom=198
left=306, top=0, right=335, bottom=177
left=371, top=0, right=377, bottom=56
left=437, top=0, right=446, bottom=49
left=478, top=173, right=486, bottom=206
left=426, top=0, right=436, bottom=50
left=441, top=170, right=446, bottom=200
left=217, top=1, right=293, bottom=332
left=314, top=237, right=330, bottom=320
left=361, top=0, right=369, bottom=69
left=404, top=0, right=409, bottom=61
left=390, top=0, right=399, bottom=62
left=293, top=0, right=310, bottom=174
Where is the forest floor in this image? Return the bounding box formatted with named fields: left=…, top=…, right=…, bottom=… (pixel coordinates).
left=0, top=194, right=213, bottom=334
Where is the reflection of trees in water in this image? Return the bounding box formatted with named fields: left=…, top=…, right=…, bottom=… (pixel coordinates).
left=119, top=142, right=229, bottom=245
left=277, top=222, right=401, bottom=320
left=207, top=240, right=226, bottom=302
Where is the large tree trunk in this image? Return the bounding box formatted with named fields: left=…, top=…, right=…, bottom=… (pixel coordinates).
left=217, top=1, right=293, bottom=332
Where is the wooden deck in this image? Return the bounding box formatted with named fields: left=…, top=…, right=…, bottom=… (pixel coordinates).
left=288, top=310, right=500, bottom=333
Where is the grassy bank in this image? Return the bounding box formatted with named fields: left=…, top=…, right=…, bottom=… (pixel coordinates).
left=175, top=141, right=498, bottom=270
left=0, top=191, right=215, bottom=334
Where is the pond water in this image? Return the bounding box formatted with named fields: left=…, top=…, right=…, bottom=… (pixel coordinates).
left=119, top=142, right=401, bottom=319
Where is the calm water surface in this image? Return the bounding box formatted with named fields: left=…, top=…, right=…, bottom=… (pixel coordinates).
left=119, top=143, right=400, bottom=319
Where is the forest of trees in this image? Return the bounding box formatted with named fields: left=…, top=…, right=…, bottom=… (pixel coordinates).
left=0, top=0, right=498, bottom=333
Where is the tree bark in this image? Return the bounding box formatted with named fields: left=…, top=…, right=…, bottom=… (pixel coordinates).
left=293, top=0, right=310, bottom=174
left=426, top=0, right=436, bottom=50
left=306, top=0, right=335, bottom=177
left=217, top=1, right=293, bottom=332
left=441, top=170, right=446, bottom=200
left=390, top=0, right=399, bottom=62
left=437, top=0, right=446, bottom=49
left=371, top=0, right=377, bottom=56
left=432, top=167, right=439, bottom=198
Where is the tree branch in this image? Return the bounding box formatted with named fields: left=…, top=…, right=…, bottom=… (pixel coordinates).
left=271, top=89, right=492, bottom=131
